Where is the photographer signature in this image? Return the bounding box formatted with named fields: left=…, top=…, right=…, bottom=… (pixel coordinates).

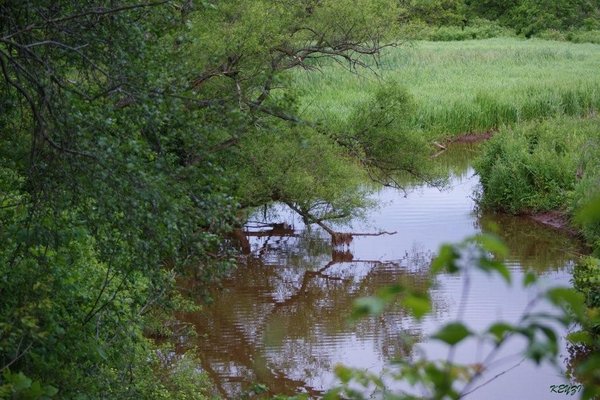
left=549, top=384, right=582, bottom=396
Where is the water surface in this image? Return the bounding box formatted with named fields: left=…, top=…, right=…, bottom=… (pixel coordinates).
left=184, top=145, right=583, bottom=399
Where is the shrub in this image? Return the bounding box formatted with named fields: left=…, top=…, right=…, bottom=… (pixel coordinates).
left=535, top=29, right=568, bottom=41
left=574, top=257, right=600, bottom=312
left=398, top=19, right=515, bottom=41
left=475, top=117, right=600, bottom=214
left=568, top=29, right=600, bottom=44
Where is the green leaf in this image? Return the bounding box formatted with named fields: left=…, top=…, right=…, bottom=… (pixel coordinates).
left=352, top=296, right=385, bottom=319
left=403, top=293, right=431, bottom=320
left=476, top=233, right=508, bottom=258
left=566, top=330, right=592, bottom=345
left=546, top=287, right=586, bottom=320
left=9, top=372, right=32, bottom=391
left=538, top=325, right=558, bottom=345
left=525, top=341, right=553, bottom=364
left=432, top=244, right=458, bottom=274
left=522, top=270, right=537, bottom=287
left=334, top=365, right=354, bottom=384
left=432, top=322, right=472, bottom=346
left=27, top=381, right=45, bottom=398
left=376, top=284, right=405, bottom=302
left=487, top=322, right=515, bottom=343
left=43, top=385, right=59, bottom=397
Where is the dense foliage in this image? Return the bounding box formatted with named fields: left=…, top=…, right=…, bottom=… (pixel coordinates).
left=474, top=117, right=600, bottom=244
left=0, top=0, right=241, bottom=397
left=0, top=0, right=419, bottom=397
left=475, top=118, right=594, bottom=213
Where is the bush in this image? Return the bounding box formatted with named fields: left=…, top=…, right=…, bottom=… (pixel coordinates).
left=398, top=19, right=515, bottom=41
left=397, top=0, right=467, bottom=26
left=474, top=118, right=592, bottom=213
left=568, top=29, right=600, bottom=44
left=574, top=257, right=600, bottom=312
left=535, top=29, right=568, bottom=41
left=536, top=28, right=600, bottom=44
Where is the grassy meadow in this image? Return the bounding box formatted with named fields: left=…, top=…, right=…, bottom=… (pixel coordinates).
left=295, top=38, right=600, bottom=139
left=295, top=36, right=600, bottom=249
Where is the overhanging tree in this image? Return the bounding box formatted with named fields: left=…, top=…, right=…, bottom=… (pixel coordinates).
left=1, top=0, right=433, bottom=396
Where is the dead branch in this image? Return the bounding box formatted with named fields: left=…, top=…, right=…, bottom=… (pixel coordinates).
left=350, top=231, right=397, bottom=237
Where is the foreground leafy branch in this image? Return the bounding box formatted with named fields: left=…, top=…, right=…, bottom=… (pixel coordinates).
left=325, top=234, right=590, bottom=400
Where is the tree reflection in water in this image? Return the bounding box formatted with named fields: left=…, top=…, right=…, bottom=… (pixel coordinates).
left=182, top=229, right=435, bottom=398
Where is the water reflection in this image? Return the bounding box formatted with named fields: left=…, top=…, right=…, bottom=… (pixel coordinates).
left=186, top=231, right=433, bottom=397
left=478, top=212, right=583, bottom=272
left=182, top=145, right=584, bottom=398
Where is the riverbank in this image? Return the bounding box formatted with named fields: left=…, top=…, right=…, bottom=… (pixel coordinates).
left=474, top=116, right=600, bottom=397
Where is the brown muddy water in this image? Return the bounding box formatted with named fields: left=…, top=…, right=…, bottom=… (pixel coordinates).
left=182, top=146, right=584, bottom=399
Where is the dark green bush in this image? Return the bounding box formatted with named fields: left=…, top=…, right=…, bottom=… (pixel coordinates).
left=568, top=29, right=600, bottom=44
left=474, top=118, right=591, bottom=213
left=399, top=18, right=514, bottom=41
left=399, top=0, right=600, bottom=38
left=574, top=257, right=600, bottom=312
left=398, top=0, right=467, bottom=26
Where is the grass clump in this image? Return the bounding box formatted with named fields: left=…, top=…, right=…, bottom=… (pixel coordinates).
left=474, top=117, right=592, bottom=213
left=474, top=116, right=600, bottom=226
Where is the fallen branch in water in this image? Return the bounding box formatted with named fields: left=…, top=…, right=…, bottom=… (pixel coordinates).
left=351, top=231, right=397, bottom=237
left=280, top=202, right=398, bottom=246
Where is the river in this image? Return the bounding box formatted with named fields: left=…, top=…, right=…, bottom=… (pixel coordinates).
left=182, top=144, right=584, bottom=399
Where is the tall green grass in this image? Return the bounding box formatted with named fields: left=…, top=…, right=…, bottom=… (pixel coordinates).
left=474, top=116, right=600, bottom=248
left=295, top=38, right=600, bottom=140
left=474, top=117, right=597, bottom=212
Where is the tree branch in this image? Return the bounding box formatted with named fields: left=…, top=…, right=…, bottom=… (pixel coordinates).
left=2, top=1, right=171, bottom=41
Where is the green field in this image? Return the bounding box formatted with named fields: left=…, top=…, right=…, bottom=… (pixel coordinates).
left=296, top=35, right=600, bottom=262
left=296, top=38, right=600, bottom=139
